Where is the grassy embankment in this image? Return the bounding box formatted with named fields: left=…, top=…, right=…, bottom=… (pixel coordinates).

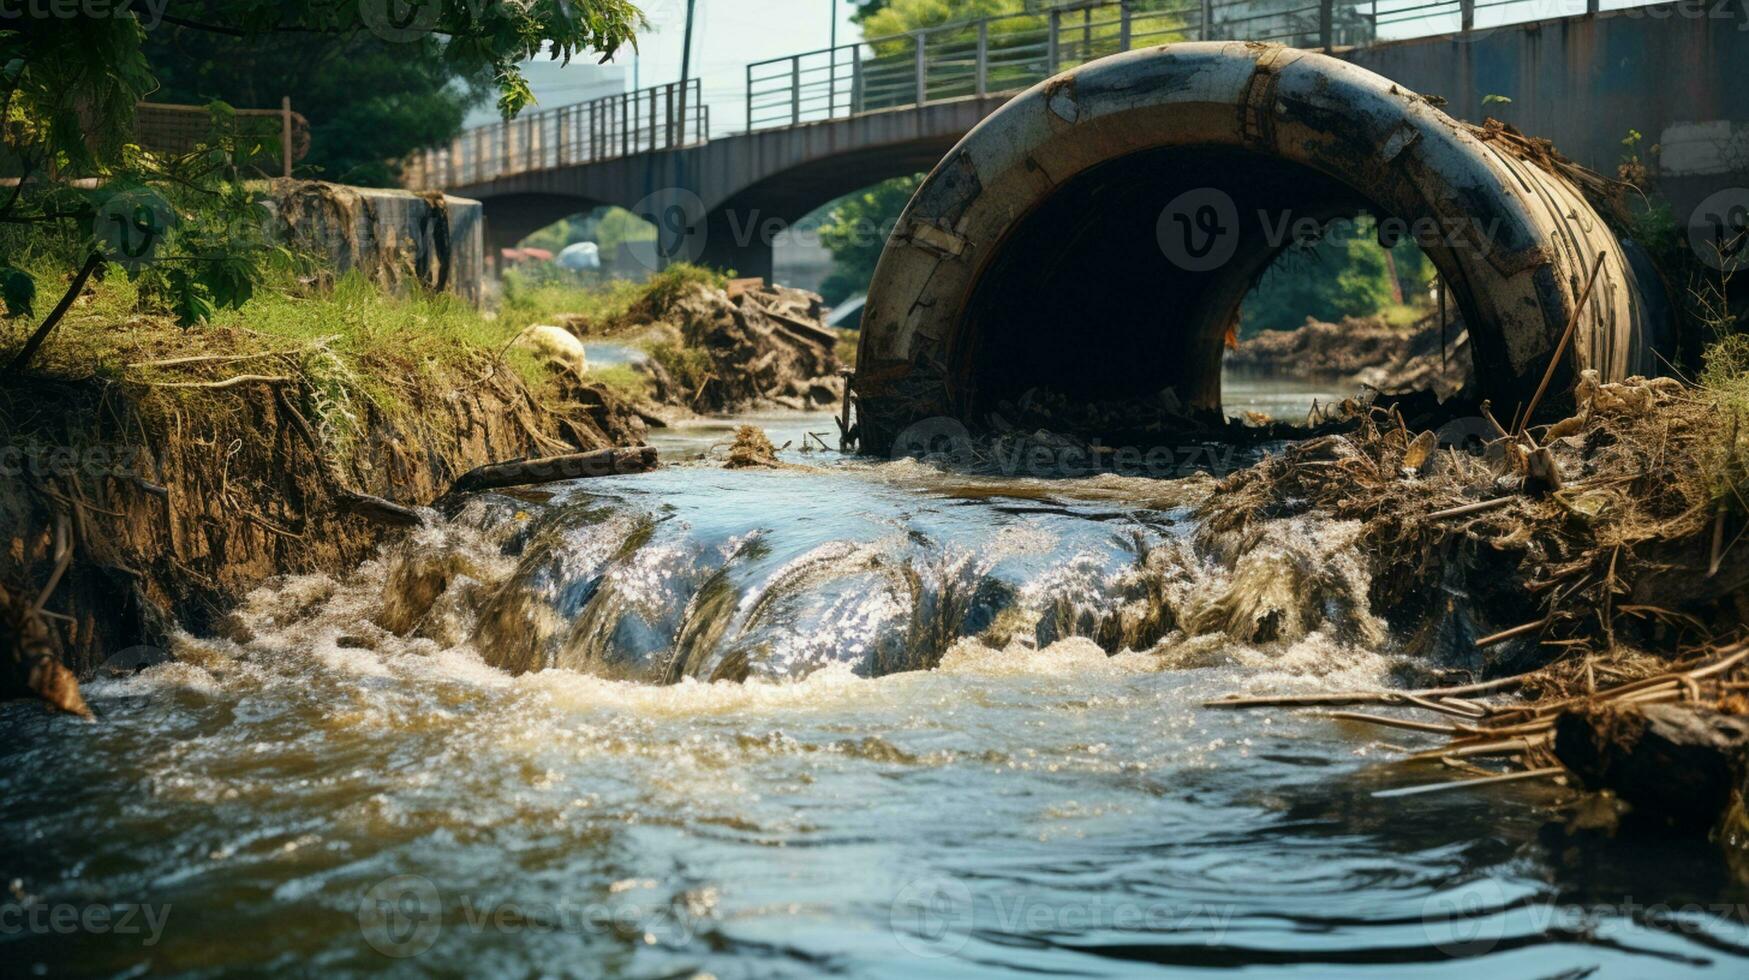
left=498, top=264, right=729, bottom=398
left=2, top=256, right=730, bottom=456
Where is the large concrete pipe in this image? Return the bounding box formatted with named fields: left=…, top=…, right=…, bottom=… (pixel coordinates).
left=851, top=43, right=1666, bottom=453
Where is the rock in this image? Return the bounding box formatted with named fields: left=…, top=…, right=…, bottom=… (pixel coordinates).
left=1553, top=703, right=1749, bottom=830
left=513, top=324, right=589, bottom=379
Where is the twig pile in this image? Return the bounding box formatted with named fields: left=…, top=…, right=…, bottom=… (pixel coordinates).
left=1206, top=640, right=1749, bottom=798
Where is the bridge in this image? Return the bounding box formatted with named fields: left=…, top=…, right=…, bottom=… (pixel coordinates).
left=401, top=0, right=1749, bottom=281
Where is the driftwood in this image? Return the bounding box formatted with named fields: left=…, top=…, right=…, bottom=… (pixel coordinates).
left=1208, top=641, right=1749, bottom=819
left=443, top=445, right=658, bottom=498
left=336, top=490, right=424, bottom=527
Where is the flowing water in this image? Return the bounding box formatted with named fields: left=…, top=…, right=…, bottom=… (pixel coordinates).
left=5, top=400, right=1749, bottom=977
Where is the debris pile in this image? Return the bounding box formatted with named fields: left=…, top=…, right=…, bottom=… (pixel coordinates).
left=1201, top=369, right=1749, bottom=837
left=632, top=280, right=845, bottom=414
left=1226, top=311, right=1472, bottom=400
left=1199, top=373, right=1744, bottom=665
left=725, top=425, right=781, bottom=468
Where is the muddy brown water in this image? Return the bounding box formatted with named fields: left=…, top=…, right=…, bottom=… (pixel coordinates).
left=4, top=388, right=1749, bottom=976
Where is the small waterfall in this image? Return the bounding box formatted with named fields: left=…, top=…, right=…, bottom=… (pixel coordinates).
left=351, top=464, right=1392, bottom=684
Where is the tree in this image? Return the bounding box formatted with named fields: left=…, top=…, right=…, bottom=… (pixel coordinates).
left=815, top=0, right=1027, bottom=303
left=1239, top=217, right=1433, bottom=335
left=1, top=1, right=643, bottom=372
left=816, top=175, right=920, bottom=304
left=858, top=0, right=1025, bottom=37
left=143, top=28, right=492, bottom=187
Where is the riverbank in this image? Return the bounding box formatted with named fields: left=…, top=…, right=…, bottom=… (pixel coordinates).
left=0, top=272, right=648, bottom=712
left=1226, top=310, right=1471, bottom=401
left=1202, top=349, right=1749, bottom=836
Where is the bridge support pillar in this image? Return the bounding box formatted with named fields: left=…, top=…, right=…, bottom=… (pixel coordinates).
left=696, top=209, right=774, bottom=284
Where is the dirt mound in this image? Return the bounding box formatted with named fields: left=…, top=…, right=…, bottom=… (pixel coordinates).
left=1227, top=311, right=1471, bottom=399
left=633, top=281, right=845, bottom=414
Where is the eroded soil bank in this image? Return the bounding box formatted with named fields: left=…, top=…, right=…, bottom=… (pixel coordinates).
left=0, top=322, right=646, bottom=708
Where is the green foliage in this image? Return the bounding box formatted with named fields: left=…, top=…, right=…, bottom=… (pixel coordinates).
left=647, top=341, right=714, bottom=393
left=519, top=207, right=656, bottom=257
left=499, top=263, right=725, bottom=337
left=1, top=2, right=645, bottom=369
left=143, top=28, right=487, bottom=186
left=816, top=175, right=922, bottom=305
left=1240, top=216, right=1432, bottom=335
left=637, top=263, right=727, bottom=313
left=859, top=0, right=1027, bottom=37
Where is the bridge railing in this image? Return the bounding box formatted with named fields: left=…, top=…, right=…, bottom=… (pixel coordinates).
left=407, top=0, right=1626, bottom=186
left=402, top=79, right=706, bottom=190
left=743, top=0, right=1613, bottom=131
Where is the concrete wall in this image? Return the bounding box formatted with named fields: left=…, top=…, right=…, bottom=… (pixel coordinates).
left=1346, top=4, right=1749, bottom=216
left=266, top=182, right=485, bottom=304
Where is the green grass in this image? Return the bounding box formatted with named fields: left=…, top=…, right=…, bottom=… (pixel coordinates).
left=646, top=341, right=714, bottom=394
left=588, top=363, right=652, bottom=399
left=499, top=263, right=726, bottom=337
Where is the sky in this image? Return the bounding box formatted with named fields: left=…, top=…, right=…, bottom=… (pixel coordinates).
left=462, top=1, right=866, bottom=133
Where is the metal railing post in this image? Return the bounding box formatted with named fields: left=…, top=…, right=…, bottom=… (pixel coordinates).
left=1047, top=10, right=1060, bottom=74
left=621, top=93, right=630, bottom=157
left=746, top=65, right=755, bottom=132
left=666, top=83, right=677, bottom=146
left=1201, top=0, right=1212, bottom=40
left=1460, top=0, right=1475, bottom=33
left=1587, top=0, right=1600, bottom=12
left=829, top=45, right=839, bottom=118
left=791, top=56, right=802, bottom=124
left=1119, top=2, right=1132, bottom=51
left=649, top=86, right=659, bottom=150
left=852, top=50, right=864, bottom=114
left=1320, top=0, right=1333, bottom=52
left=914, top=32, right=927, bottom=105
left=976, top=20, right=988, bottom=97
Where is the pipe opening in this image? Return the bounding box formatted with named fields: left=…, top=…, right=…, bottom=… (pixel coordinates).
left=954, top=144, right=1473, bottom=436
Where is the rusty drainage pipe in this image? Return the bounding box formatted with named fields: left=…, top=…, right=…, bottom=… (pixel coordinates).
left=852, top=43, right=1665, bottom=454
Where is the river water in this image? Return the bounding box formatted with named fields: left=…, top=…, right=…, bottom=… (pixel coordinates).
left=4, top=394, right=1749, bottom=976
